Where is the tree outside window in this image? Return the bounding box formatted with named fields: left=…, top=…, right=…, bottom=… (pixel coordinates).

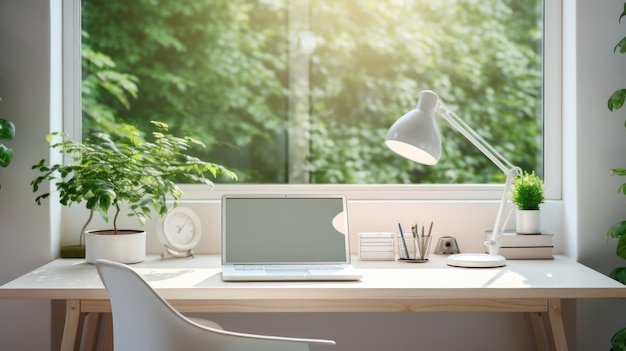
left=81, top=0, right=543, bottom=185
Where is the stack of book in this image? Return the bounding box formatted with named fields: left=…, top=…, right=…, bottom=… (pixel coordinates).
left=487, top=230, right=554, bottom=260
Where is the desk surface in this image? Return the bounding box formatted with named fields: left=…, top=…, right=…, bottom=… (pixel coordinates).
left=5, top=255, right=620, bottom=351
left=1, top=255, right=625, bottom=303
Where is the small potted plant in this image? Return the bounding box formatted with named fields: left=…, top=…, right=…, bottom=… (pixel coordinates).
left=31, top=121, right=237, bottom=263
left=511, top=170, right=545, bottom=234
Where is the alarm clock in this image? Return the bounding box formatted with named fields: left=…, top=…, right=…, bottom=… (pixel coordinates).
left=157, top=206, right=202, bottom=259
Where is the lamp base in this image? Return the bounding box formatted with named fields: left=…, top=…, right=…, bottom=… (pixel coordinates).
left=446, top=253, right=506, bottom=268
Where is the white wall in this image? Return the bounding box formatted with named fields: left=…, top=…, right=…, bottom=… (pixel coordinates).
left=0, top=0, right=57, bottom=350
left=566, top=0, right=626, bottom=349
left=1, top=0, right=625, bottom=350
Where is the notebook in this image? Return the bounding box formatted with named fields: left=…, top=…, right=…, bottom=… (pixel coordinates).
left=220, top=194, right=362, bottom=281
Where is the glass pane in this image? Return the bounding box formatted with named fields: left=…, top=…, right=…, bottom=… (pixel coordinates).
left=81, top=0, right=543, bottom=185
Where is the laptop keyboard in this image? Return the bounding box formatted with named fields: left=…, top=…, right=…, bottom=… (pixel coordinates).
left=235, top=264, right=343, bottom=271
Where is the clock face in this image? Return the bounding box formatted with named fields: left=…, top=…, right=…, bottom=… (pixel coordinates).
left=159, top=207, right=201, bottom=251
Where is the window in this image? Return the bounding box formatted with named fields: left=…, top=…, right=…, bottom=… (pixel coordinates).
left=70, top=0, right=561, bottom=200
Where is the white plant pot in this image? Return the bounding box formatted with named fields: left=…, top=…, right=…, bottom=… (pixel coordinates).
left=515, top=209, right=541, bottom=234
left=85, top=229, right=146, bottom=264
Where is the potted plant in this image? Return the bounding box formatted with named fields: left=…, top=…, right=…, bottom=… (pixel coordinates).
left=31, top=121, right=237, bottom=263
left=510, top=170, right=545, bottom=234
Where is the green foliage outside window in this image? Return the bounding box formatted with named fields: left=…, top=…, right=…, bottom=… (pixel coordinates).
left=81, top=0, right=543, bottom=185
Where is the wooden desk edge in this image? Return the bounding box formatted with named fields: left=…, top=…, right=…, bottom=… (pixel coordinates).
left=79, top=297, right=550, bottom=313
left=2, top=287, right=626, bottom=301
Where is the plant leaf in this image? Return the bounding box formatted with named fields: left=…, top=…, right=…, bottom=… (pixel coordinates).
left=0, top=119, right=15, bottom=140
left=609, top=89, right=626, bottom=111
left=618, top=236, right=626, bottom=260
left=610, top=267, right=626, bottom=285
left=616, top=37, right=626, bottom=54
left=612, top=168, right=626, bottom=176
left=0, top=144, right=13, bottom=167
left=607, top=221, right=626, bottom=241
left=612, top=327, right=626, bottom=351
left=607, top=222, right=626, bottom=260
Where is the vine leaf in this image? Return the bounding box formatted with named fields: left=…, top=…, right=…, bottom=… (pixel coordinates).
left=608, top=89, right=626, bottom=111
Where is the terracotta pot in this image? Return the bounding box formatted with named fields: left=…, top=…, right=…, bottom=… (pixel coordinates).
left=85, top=229, right=146, bottom=264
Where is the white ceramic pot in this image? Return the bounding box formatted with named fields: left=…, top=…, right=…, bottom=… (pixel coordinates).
left=515, top=209, right=541, bottom=234
left=85, top=229, right=146, bottom=264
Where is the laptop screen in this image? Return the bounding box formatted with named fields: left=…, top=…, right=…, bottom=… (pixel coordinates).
left=221, top=195, right=350, bottom=264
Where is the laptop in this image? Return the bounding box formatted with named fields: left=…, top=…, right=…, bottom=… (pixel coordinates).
left=220, top=194, right=362, bottom=281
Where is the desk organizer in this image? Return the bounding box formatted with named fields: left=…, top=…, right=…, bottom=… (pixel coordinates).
left=397, top=233, right=432, bottom=263
left=358, top=232, right=395, bottom=260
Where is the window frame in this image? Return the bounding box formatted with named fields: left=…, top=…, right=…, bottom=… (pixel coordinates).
left=63, top=0, right=561, bottom=202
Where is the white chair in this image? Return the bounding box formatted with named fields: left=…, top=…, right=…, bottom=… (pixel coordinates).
left=95, top=259, right=335, bottom=351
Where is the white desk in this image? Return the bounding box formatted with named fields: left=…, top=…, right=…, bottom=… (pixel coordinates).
left=1, top=255, right=625, bottom=351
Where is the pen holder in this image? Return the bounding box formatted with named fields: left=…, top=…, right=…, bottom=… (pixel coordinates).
left=397, top=233, right=432, bottom=263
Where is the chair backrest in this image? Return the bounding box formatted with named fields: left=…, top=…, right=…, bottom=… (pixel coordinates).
left=95, top=259, right=335, bottom=351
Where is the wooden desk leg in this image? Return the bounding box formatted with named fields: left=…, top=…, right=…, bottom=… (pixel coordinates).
left=101, top=313, right=114, bottom=351
left=524, top=312, right=548, bottom=351
left=60, top=299, right=83, bottom=351
left=542, top=299, right=568, bottom=351
left=83, top=313, right=103, bottom=351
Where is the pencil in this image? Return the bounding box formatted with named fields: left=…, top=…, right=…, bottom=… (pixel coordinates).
left=397, top=221, right=410, bottom=259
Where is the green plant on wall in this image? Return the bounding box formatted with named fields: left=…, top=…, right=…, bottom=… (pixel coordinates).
left=0, top=119, right=14, bottom=168
left=0, top=97, right=16, bottom=189
left=607, top=0, right=626, bottom=290
left=609, top=4, right=626, bottom=112
left=606, top=3, right=626, bottom=350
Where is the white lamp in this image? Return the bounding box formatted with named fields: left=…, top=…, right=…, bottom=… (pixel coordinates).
left=385, top=90, right=521, bottom=268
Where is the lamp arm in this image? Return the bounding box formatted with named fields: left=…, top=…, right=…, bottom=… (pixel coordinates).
left=486, top=167, right=521, bottom=254
left=436, top=102, right=515, bottom=174
left=435, top=100, right=522, bottom=255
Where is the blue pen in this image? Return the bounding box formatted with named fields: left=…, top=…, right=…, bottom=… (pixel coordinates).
left=397, top=221, right=410, bottom=259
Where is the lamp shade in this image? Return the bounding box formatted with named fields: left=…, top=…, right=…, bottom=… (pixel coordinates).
left=384, top=90, right=442, bottom=165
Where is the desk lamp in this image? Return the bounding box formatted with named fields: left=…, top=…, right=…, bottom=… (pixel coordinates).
left=385, top=90, right=521, bottom=268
